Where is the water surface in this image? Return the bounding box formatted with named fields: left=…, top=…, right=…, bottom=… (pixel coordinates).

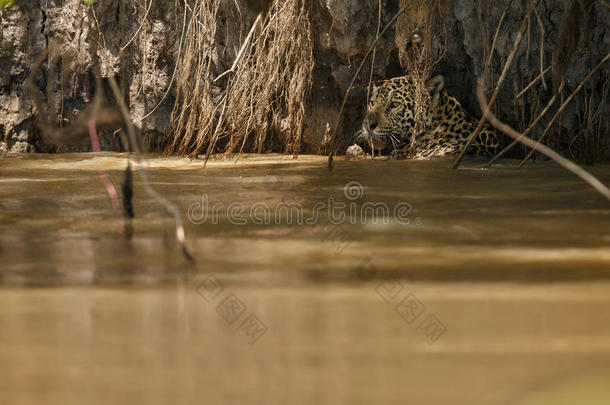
left=1, top=153, right=609, bottom=404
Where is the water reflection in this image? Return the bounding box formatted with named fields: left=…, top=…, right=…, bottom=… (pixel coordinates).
left=1, top=282, right=610, bottom=404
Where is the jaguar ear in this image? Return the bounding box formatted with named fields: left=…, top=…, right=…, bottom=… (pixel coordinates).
left=372, top=80, right=385, bottom=92
left=425, top=75, right=444, bottom=100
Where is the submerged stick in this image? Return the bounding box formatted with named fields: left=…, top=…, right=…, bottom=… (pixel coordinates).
left=327, top=0, right=415, bottom=170
left=122, top=160, right=134, bottom=239
left=477, top=77, right=610, bottom=200
left=122, top=161, right=134, bottom=219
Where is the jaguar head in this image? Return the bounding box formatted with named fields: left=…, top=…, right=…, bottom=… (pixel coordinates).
left=356, top=75, right=444, bottom=150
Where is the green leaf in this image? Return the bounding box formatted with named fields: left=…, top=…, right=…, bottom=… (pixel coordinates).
left=0, top=0, right=15, bottom=9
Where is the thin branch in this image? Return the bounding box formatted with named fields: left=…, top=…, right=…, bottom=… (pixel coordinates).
left=519, top=52, right=610, bottom=166
left=533, top=7, right=547, bottom=90
left=514, top=65, right=552, bottom=99
left=452, top=0, right=541, bottom=169
left=132, top=0, right=189, bottom=124
left=485, top=81, right=563, bottom=167
left=364, top=0, right=383, bottom=157
left=120, top=0, right=153, bottom=54
left=477, top=77, right=610, bottom=201
left=214, top=13, right=262, bottom=83
left=327, top=0, right=415, bottom=169
left=108, top=76, right=195, bottom=261
left=485, top=0, right=515, bottom=69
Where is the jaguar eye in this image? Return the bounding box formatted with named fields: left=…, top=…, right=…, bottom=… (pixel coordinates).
left=390, top=101, right=401, bottom=108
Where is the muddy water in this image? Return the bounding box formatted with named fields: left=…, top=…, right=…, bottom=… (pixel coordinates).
left=1, top=153, right=610, bottom=404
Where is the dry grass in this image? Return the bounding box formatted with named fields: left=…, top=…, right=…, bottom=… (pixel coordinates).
left=168, top=0, right=313, bottom=158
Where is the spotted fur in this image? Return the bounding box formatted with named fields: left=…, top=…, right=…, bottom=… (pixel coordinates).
left=356, top=75, right=503, bottom=159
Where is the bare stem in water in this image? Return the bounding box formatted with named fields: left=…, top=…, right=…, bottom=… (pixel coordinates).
left=109, top=77, right=195, bottom=261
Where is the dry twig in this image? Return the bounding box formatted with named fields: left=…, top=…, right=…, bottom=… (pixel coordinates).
left=109, top=77, right=195, bottom=261
left=514, top=65, right=552, bottom=100
left=452, top=0, right=541, bottom=169
left=485, top=81, right=563, bottom=167
left=519, top=52, right=610, bottom=166
left=327, top=0, right=415, bottom=169
left=477, top=78, right=610, bottom=200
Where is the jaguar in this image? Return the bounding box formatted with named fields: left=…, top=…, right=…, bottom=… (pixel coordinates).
left=356, top=75, right=503, bottom=159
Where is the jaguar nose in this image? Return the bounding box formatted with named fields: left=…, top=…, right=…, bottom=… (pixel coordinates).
left=367, top=118, right=378, bottom=131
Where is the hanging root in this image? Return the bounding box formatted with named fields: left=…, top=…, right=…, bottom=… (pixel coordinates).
left=169, top=0, right=313, bottom=159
